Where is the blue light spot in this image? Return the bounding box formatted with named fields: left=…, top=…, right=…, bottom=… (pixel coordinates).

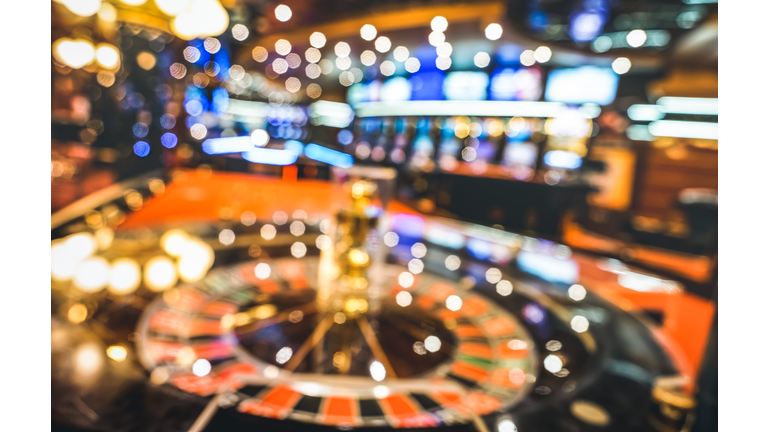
left=161, top=133, right=178, bottom=148
left=185, top=99, right=204, bottom=116
left=134, top=141, right=150, bottom=157
left=132, top=122, right=149, bottom=138
left=304, top=143, right=354, bottom=168
left=337, top=129, right=354, bottom=145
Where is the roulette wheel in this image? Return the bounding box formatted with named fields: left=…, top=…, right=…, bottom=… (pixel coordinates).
left=51, top=168, right=704, bottom=432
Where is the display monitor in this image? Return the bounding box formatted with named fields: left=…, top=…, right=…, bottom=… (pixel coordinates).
left=489, top=68, right=542, bottom=101
left=544, top=66, right=619, bottom=106
left=443, top=72, right=489, bottom=101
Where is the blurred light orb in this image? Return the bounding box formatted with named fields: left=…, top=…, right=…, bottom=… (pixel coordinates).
left=379, top=61, right=395, bottom=76
left=120, top=0, right=148, bottom=5
left=260, top=224, right=277, bottom=240
left=520, top=50, right=535, bottom=66
left=408, top=259, right=424, bottom=274
left=192, top=359, right=211, bottom=376
left=486, top=268, right=502, bottom=284
left=431, top=16, right=448, bottom=32
left=309, top=32, right=326, bottom=48
left=95, top=43, right=120, bottom=70
left=276, top=347, right=293, bottom=364
left=183, top=46, right=201, bottom=62
left=68, top=304, right=88, bottom=323
left=396, top=291, right=412, bottom=307
left=498, top=419, right=518, bottom=432
left=272, top=57, right=289, bottom=74
left=169, top=62, right=187, bottom=79
left=252, top=46, right=268, bottom=62
left=436, top=57, right=451, bottom=70
left=203, top=37, right=221, bottom=54
left=375, top=36, right=391, bottom=53
left=436, top=42, right=452, bottom=58
left=137, top=51, right=156, bottom=69
left=254, top=263, right=271, bottom=279
left=424, top=335, right=441, bottom=352
left=67, top=232, right=98, bottom=262
left=219, top=229, right=235, bottom=245
left=62, top=0, right=102, bottom=17
left=171, top=0, right=229, bottom=41
left=474, top=51, right=490, bottom=68
left=626, top=29, right=647, bottom=47
left=374, top=385, right=390, bottom=398
left=370, top=361, right=386, bottom=381
left=398, top=272, right=414, bottom=288
left=485, top=23, right=503, bottom=40
left=161, top=229, right=189, bottom=256
left=428, top=31, right=445, bottom=47
left=350, top=67, right=363, bottom=83
left=393, top=46, right=409, bottom=62
left=592, top=35, right=612, bottom=53
left=534, top=46, right=552, bottom=63
left=316, top=234, right=331, bottom=250
left=133, top=141, right=150, bottom=157
left=290, top=221, right=306, bottom=236
left=97, top=2, right=117, bottom=21
left=232, top=24, right=249, bottom=41
left=306, top=83, right=322, bottom=98
left=107, top=345, right=128, bottom=362
left=291, top=242, right=307, bottom=258
left=275, top=39, right=292, bottom=56
left=144, top=256, right=178, bottom=292
left=53, top=38, right=95, bottom=69
left=273, top=211, right=288, bottom=225
left=251, top=129, right=270, bottom=146
left=229, top=64, right=245, bottom=80
left=74, top=257, right=110, bottom=292
left=190, top=124, right=207, bottom=140
left=446, top=295, right=463, bottom=311
left=544, top=354, right=563, bottom=373
left=404, top=57, right=420, bottom=73
left=156, top=0, right=192, bottom=17
left=305, top=47, right=321, bottom=63
left=336, top=56, right=352, bottom=70
left=337, top=129, right=354, bottom=145
left=571, top=315, right=590, bottom=333
left=411, top=242, right=427, bottom=258
left=383, top=232, right=399, bottom=247
left=74, top=343, right=104, bottom=376
left=108, top=258, right=141, bottom=295
left=335, top=42, right=351, bottom=57
left=360, top=24, right=377, bottom=41
left=306, top=63, right=321, bottom=79
left=445, top=255, right=461, bottom=271
left=319, top=58, right=334, bottom=74
left=97, top=72, right=116, bottom=87
left=612, top=57, right=631, bottom=74
left=496, top=280, right=513, bottom=296
left=568, top=284, right=587, bottom=301
left=241, top=211, right=257, bottom=226
left=361, top=50, right=377, bottom=66
left=275, top=4, right=292, bottom=22
left=285, top=77, right=301, bottom=92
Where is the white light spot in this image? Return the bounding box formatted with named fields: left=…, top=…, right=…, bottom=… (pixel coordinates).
left=192, top=359, right=211, bottom=377
left=251, top=129, right=270, bottom=146
left=360, top=24, right=377, bottom=41
left=291, top=242, right=307, bottom=258
left=254, top=263, right=271, bottom=279
left=404, top=57, right=420, bottom=73
left=543, top=354, right=563, bottom=373
left=508, top=340, right=527, bottom=350
left=74, top=257, right=110, bottom=292
left=546, top=340, right=563, bottom=351
left=486, top=268, right=502, bottom=284
left=445, top=255, right=461, bottom=271
left=231, top=24, right=249, bottom=41
left=260, top=224, right=277, bottom=240
left=534, top=46, right=552, bottom=63
left=374, top=36, right=391, bottom=53
left=241, top=211, right=256, bottom=226
left=431, top=16, right=448, bottom=32
left=446, top=295, right=462, bottom=311
left=275, top=39, right=292, bottom=56
left=411, top=242, right=427, bottom=258
left=290, top=221, right=306, bottom=236
left=496, top=280, right=513, bottom=296
left=218, top=229, right=235, bottom=245
left=498, top=419, right=518, bottom=432
left=309, top=32, right=326, bottom=48
left=276, top=347, right=293, bottom=364
left=568, top=284, right=587, bottom=301
left=571, top=315, right=590, bottom=333
left=474, top=52, right=490, bottom=68
left=612, top=57, right=631, bottom=74
left=273, top=211, right=288, bottom=225
left=380, top=60, right=395, bottom=76
left=274, top=4, right=292, bottom=22
left=626, top=29, right=647, bottom=47
left=360, top=50, right=377, bottom=66
left=428, top=31, right=445, bottom=47
left=370, top=361, right=386, bottom=381
left=316, top=235, right=331, bottom=250
left=436, top=42, right=452, bottom=58
left=436, top=56, right=452, bottom=70
left=413, top=341, right=427, bottom=355
left=383, top=232, right=399, bottom=247
left=424, top=336, right=441, bottom=352
left=408, top=259, right=424, bottom=274
left=398, top=272, right=414, bottom=288
left=485, top=23, right=503, bottom=40
left=396, top=291, right=413, bottom=307
left=334, top=42, right=351, bottom=58
left=520, top=50, right=535, bottom=67
left=393, top=46, right=409, bottom=62
left=319, top=219, right=330, bottom=234
left=373, top=385, right=389, bottom=399
left=264, top=365, right=279, bottom=378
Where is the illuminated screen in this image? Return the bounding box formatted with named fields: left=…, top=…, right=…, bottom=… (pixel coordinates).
left=410, top=71, right=444, bottom=100
left=544, top=67, right=619, bottom=105
left=489, top=68, right=542, bottom=101
left=443, top=72, right=489, bottom=101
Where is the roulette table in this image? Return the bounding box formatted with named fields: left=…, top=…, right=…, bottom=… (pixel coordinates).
left=51, top=169, right=713, bottom=432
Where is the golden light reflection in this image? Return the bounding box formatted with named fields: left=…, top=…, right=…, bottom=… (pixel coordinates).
left=68, top=304, right=88, bottom=323
left=144, top=256, right=178, bottom=292
left=106, top=345, right=128, bottom=362
left=108, top=258, right=141, bottom=295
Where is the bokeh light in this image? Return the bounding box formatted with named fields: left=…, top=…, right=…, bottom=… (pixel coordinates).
left=336, top=56, right=352, bottom=70
left=436, top=57, right=451, bottom=70
left=272, top=58, right=288, bottom=74
left=436, top=42, right=452, bottom=58
left=404, top=57, right=420, bottom=73
left=144, top=256, right=178, bottom=292
left=393, top=46, right=409, bottom=62
left=431, top=16, right=448, bottom=32
left=231, top=24, right=249, bottom=41
left=275, top=4, right=292, bottom=22
left=612, top=57, right=631, bottom=74
left=305, top=47, right=321, bottom=63
left=309, top=32, right=327, bottom=48
left=485, top=23, right=503, bottom=40
left=534, top=46, right=552, bottom=63
left=520, top=50, right=535, bottom=66
left=380, top=60, right=395, bottom=76
left=306, top=83, right=322, bottom=98
left=474, top=52, right=490, bottom=68
left=169, top=62, right=187, bottom=79
left=360, top=24, right=377, bottom=41
left=374, top=37, right=391, bottom=53
left=133, top=141, right=150, bottom=157
left=74, top=257, right=110, bottom=292
left=626, top=29, right=647, bottom=47
left=108, top=258, right=141, bottom=295
left=275, top=39, right=292, bottom=55
left=252, top=46, right=268, bottom=62
left=428, top=31, right=445, bottom=47
left=361, top=50, right=376, bottom=66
